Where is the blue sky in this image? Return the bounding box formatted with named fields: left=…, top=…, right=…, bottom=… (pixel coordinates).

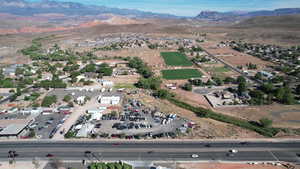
left=28, top=0, right=300, bottom=16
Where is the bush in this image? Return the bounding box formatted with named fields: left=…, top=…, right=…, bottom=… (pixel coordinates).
left=182, top=83, right=192, bottom=91
left=259, top=118, right=273, bottom=128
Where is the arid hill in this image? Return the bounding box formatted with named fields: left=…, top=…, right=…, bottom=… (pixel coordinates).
left=233, top=14, right=300, bottom=30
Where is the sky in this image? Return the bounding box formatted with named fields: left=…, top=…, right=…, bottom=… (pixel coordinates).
left=28, top=0, right=300, bottom=16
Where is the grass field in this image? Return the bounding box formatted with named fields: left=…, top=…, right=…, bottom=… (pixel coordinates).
left=114, top=83, right=136, bottom=89
left=161, top=69, right=202, bottom=80
left=213, top=66, right=231, bottom=73
left=161, top=52, right=193, bottom=66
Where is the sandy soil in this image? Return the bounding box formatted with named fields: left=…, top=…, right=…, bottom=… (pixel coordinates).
left=218, top=104, right=300, bottom=129
left=172, top=88, right=211, bottom=109
left=0, top=161, right=47, bottom=169
left=201, top=42, right=271, bottom=69
left=103, top=75, right=140, bottom=84
left=177, top=162, right=291, bottom=169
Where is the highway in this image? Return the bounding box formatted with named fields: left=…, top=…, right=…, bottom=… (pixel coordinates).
left=0, top=140, right=299, bottom=163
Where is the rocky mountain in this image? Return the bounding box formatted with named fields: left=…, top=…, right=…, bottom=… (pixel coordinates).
left=0, top=0, right=178, bottom=18
left=196, top=8, right=300, bottom=21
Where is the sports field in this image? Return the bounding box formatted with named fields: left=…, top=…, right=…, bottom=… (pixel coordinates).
left=161, top=52, right=193, bottom=66
left=161, top=69, right=202, bottom=80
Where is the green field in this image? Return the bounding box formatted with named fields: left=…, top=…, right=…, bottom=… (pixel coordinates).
left=161, top=69, right=202, bottom=80
left=114, top=83, right=136, bottom=89
left=161, top=52, right=193, bottom=66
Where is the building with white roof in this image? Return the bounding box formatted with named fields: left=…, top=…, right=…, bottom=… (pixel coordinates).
left=76, top=123, right=94, bottom=138
left=101, top=80, right=114, bottom=87
left=97, top=95, right=120, bottom=105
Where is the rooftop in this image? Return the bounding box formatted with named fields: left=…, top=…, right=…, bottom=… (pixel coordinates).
left=0, top=123, right=28, bottom=136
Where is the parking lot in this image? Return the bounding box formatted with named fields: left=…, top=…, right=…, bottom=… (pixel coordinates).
left=93, top=99, right=189, bottom=139
left=30, top=112, right=68, bottom=139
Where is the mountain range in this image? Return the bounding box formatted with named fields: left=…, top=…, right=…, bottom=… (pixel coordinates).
left=196, top=8, right=300, bottom=21
left=0, top=0, right=178, bottom=18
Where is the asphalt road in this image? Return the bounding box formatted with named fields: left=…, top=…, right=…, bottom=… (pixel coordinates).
left=0, top=140, right=299, bottom=163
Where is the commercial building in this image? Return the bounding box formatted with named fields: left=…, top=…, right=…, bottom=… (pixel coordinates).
left=97, top=94, right=121, bottom=105
left=0, top=123, right=29, bottom=139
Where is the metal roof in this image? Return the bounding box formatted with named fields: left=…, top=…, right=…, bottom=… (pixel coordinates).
left=0, top=123, right=28, bottom=136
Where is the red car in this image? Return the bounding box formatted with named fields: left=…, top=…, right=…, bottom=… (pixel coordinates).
left=46, top=153, right=54, bottom=157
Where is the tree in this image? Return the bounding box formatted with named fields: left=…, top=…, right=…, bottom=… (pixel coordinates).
left=189, top=79, right=203, bottom=86
left=275, top=87, right=295, bottom=104
left=237, top=81, right=247, bottom=95
left=282, top=88, right=295, bottom=105
left=213, top=77, right=223, bottom=86
left=97, top=64, right=113, bottom=76
left=296, top=84, right=300, bottom=95
left=249, top=90, right=264, bottom=105
left=63, top=95, right=72, bottom=102
left=276, top=87, right=285, bottom=102
left=128, top=57, right=153, bottom=78
left=41, top=95, right=57, bottom=107
left=259, top=118, right=273, bottom=128
left=261, top=83, right=274, bottom=94
left=236, top=76, right=246, bottom=84
left=182, top=83, right=192, bottom=91
left=28, top=129, right=36, bottom=138
left=135, top=77, right=161, bottom=90
left=224, top=77, right=236, bottom=84
left=153, top=89, right=170, bottom=99
left=111, top=111, right=118, bottom=117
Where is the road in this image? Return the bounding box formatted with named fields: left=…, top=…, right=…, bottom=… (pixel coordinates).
left=0, top=140, right=299, bottom=163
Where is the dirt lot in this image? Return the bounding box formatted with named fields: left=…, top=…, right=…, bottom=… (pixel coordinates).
left=103, top=75, right=140, bottom=84
left=95, top=48, right=165, bottom=66
left=218, top=104, right=300, bottom=129
left=177, top=162, right=292, bottom=169
left=201, top=42, right=271, bottom=69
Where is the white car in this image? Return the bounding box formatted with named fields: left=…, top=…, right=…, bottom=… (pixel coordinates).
left=229, top=149, right=238, bottom=153
left=191, top=154, right=199, bottom=158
